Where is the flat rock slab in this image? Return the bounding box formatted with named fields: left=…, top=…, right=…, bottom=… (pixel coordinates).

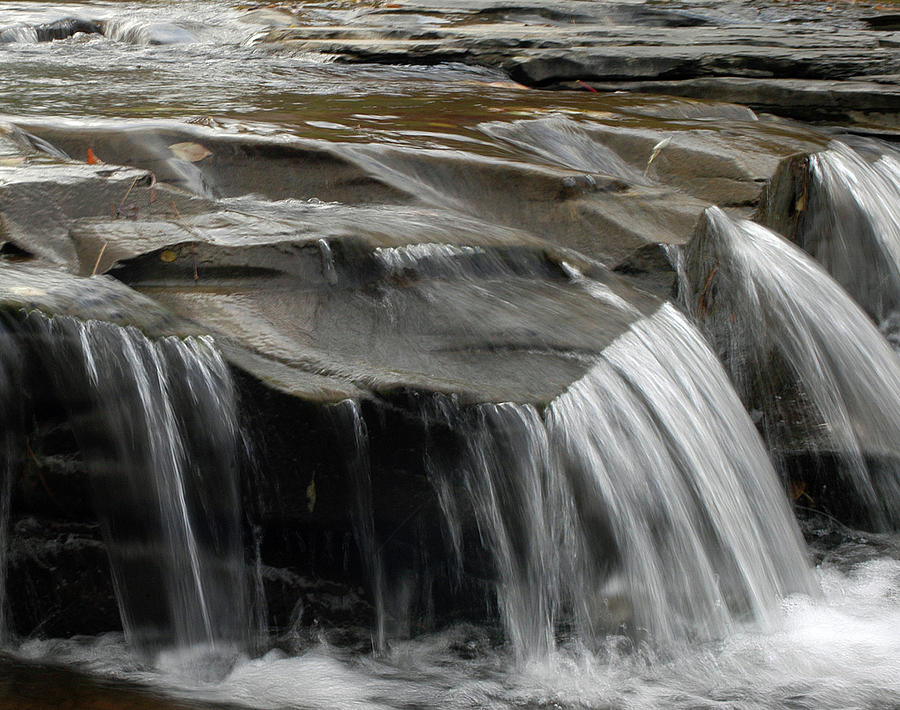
left=2, top=119, right=671, bottom=404
left=73, top=204, right=658, bottom=404
left=0, top=263, right=199, bottom=337
left=0, top=107, right=826, bottom=403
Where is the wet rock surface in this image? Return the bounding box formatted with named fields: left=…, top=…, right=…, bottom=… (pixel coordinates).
left=257, top=0, right=900, bottom=127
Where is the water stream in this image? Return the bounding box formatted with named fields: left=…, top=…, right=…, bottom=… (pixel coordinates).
left=430, top=304, right=814, bottom=660
left=679, top=207, right=900, bottom=529
left=801, top=141, right=900, bottom=344
left=26, top=315, right=252, bottom=657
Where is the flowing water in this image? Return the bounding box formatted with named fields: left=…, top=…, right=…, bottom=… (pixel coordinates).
left=28, top=315, right=251, bottom=657
left=0, top=0, right=898, bottom=708
left=799, top=141, right=900, bottom=345
left=429, top=304, right=814, bottom=659
left=679, top=207, right=900, bottom=529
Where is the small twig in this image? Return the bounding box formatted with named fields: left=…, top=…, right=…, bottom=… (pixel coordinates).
left=576, top=79, right=598, bottom=93
left=793, top=504, right=854, bottom=534
left=170, top=200, right=199, bottom=238
left=119, top=175, right=140, bottom=211
left=91, top=241, right=108, bottom=276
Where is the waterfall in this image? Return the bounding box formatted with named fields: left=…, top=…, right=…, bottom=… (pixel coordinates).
left=429, top=402, right=563, bottom=658
left=680, top=206, right=900, bottom=529
left=796, top=141, right=900, bottom=340
left=26, top=315, right=251, bottom=655
left=430, top=303, right=814, bottom=657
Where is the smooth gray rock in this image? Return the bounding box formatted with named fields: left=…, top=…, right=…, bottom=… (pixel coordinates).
left=13, top=119, right=710, bottom=266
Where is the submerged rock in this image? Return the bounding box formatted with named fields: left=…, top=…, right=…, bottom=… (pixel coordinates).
left=0, top=17, right=101, bottom=44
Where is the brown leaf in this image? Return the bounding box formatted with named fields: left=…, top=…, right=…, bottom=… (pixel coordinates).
left=169, top=142, right=212, bottom=162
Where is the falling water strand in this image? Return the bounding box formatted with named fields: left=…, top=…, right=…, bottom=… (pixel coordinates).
left=30, top=315, right=250, bottom=655
left=333, top=400, right=387, bottom=652
left=433, top=403, right=562, bottom=658
left=803, top=141, right=900, bottom=337
left=681, top=206, right=900, bottom=529
left=433, top=303, right=814, bottom=656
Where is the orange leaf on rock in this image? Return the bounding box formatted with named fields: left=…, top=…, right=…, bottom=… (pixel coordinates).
left=86, top=148, right=101, bottom=165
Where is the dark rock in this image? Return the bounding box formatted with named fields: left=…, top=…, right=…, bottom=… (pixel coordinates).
left=0, top=17, right=101, bottom=44
left=34, top=17, right=102, bottom=42
left=579, top=77, right=900, bottom=127
left=862, top=14, right=900, bottom=31
left=6, top=519, right=117, bottom=638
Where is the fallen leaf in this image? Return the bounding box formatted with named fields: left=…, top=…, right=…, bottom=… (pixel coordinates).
left=86, top=147, right=101, bottom=165
left=159, top=250, right=178, bottom=263
left=169, top=141, right=212, bottom=162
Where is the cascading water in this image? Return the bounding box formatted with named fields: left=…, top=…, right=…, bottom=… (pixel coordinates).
left=429, top=402, right=563, bottom=658
left=549, top=303, right=815, bottom=642
left=794, top=141, right=900, bottom=341
left=331, top=399, right=387, bottom=652
left=25, top=314, right=251, bottom=657
left=679, top=206, right=900, bottom=529
left=0, top=0, right=898, bottom=702
left=430, top=303, right=815, bottom=657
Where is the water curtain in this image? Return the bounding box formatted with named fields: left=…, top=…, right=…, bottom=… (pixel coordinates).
left=680, top=206, right=900, bottom=530
left=27, top=314, right=251, bottom=654
left=430, top=304, right=814, bottom=658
